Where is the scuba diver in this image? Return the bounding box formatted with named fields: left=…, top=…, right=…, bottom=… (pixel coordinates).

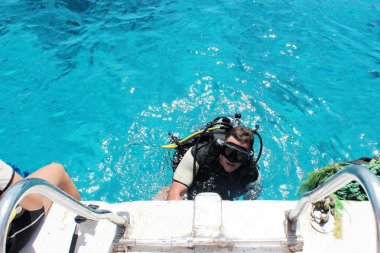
left=162, top=114, right=263, bottom=201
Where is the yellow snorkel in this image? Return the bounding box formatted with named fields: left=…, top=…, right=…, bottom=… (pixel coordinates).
left=161, top=126, right=221, bottom=149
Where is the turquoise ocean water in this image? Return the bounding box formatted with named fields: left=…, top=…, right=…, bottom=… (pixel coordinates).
left=0, top=0, right=379, bottom=202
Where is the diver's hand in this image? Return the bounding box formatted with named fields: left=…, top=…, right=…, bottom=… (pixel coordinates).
left=167, top=181, right=188, bottom=200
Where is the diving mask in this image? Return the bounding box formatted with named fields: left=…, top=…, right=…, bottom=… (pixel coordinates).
left=220, top=141, right=252, bottom=163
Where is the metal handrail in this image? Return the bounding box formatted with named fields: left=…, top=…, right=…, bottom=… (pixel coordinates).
left=285, top=165, right=380, bottom=253
left=0, top=178, right=129, bottom=253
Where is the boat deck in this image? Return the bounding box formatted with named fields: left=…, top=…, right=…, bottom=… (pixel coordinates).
left=21, top=194, right=376, bottom=253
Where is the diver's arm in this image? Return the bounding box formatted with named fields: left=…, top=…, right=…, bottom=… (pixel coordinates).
left=167, top=181, right=188, bottom=200
left=167, top=148, right=199, bottom=200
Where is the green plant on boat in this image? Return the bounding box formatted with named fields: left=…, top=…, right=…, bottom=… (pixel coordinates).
left=298, top=158, right=380, bottom=238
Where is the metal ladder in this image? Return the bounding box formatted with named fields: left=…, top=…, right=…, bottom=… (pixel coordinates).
left=0, top=178, right=129, bottom=253
left=285, top=164, right=380, bottom=252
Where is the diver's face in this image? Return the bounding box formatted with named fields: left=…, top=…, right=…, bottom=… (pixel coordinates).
left=219, top=136, right=249, bottom=173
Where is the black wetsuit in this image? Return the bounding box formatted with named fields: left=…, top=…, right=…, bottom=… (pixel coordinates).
left=7, top=207, right=45, bottom=253
left=187, top=143, right=259, bottom=200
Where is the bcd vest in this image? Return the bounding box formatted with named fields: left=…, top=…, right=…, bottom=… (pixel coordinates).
left=187, top=143, right=259, bottom=200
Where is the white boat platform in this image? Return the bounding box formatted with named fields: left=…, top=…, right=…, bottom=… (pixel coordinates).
left=22, top=193, right=376, bottom=253
left=1, top=165, right=378, bottom=253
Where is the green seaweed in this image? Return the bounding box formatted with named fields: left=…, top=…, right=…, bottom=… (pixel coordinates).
left=298, top=162, right=349, bottom=195
left=299, top=158, right=380, bottom=200
left=299, top=157, right=380, bottom=239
